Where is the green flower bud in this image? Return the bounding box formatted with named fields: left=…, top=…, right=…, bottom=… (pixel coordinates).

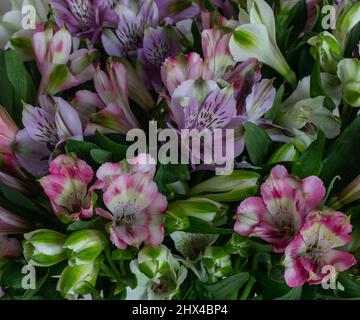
left=137, top=245, right=173, bottom=279
left=268, top=143, right=300, bottom=164
left=64, top=229, right=106, bottom=266
left=202, top=247, right=232, bottom=281
left=23, top=229, right=67, bottom=267
left=338, top=58, right=360, bottom=107
left=334, top=2, right=360, bottom=49
left=189, top=170, right=259, bottom=202
left=165, top=198, right=227, bottom=227
left=308, top=32, right=342, bottom=74
left=57, top=258, right=101, bottom=299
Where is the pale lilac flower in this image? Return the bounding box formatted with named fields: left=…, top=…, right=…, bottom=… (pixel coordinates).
left=95, top=154, right=167, bottom=249
left=284, top=210, right=356, bottom=287
left=235, top=165, right=326, bottom=252
left=73, top=61, right=140, bottom=135
left=101, top=0, right=158, bottom=58
left=39, top=154, right=94, bottom=223
left=155, top=0, right=200, bottom=24
left=50, top=0, right=118, bottom=42
left=15, top=96, right=84, bottom=177
left=139, top=26, right=182, bottom=90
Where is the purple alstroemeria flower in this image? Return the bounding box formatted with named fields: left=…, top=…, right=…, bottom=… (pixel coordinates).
left=168, top=79, right=244, bottom=167
left=50, top=0, right=119, bottom=42
left=155, top=0, right=200, bottom=24
left=14, top=96, right=84, bottom=177
left=139, top=26, right=182, bottom=90
left=101, top=0, right=159, bottom=58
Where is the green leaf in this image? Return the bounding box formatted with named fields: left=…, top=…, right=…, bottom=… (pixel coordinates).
left=338, top=274, right=360, bottom=298
left=275, top=287, right=302, bottom=300
left=183, top=216, right=232, bottom=235
left=203, top=272, right=249, bottom=300
left=0, top=262, right=24, bottom=289
left=94, top=131, right=127, bottom=161
left=265, top=83, right=284, bottom=121
left=154, top=164, right=189, bottom=193
left=90, top=149, right=112, bottom=164
left=321, top=116, right=360, bottom=191
left=344, top=21, right=360, bottom=58
left=292, top=130, right=325, bottom=178
left=65, top=140, right=99, bottom=164
left=244, top=122, right=272, bottom=165
left=67, top=217, right=107, bottom=232
left=191, top=20, right=202, bottom=55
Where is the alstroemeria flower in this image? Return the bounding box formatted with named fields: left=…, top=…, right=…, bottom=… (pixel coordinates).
left=33, top=26, right=98, bottom=96
left=234, top=165, right=326, bottom=252
left=276, top=74, right=342, bottom=139
left=127, top=244, right=188, bottom=300
left=101, top=0, right=158, bottom=58
left=15, top=96, right=84, bottom=177
left=0, top=105, right=19, bottom=155
left=0, top=235, right=21, bottom=258
left=74, top=61, right=140, bottom=135
left=0, top=206, right=31, bottom=234
left=139, top=26, right=182, bottom=90
left=0, top=0, right=49, bottom=60
left=95, top=154, right=167, bottom=249
left=169, top=78, right=243, bottom=166
left=154, top=0, right=200, bottom=24
left=39, top=154, right=94, bottom=223
left=229, top=0, right=296, bottom=87
left=50, top=0, right=118, bottom=42
left=284, top=210, right=356, bottom=287
left=161, top=53, right=213, bottom=96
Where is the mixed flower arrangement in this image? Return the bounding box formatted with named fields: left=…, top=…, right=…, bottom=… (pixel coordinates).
left=0, top=0, right=360, bottom=300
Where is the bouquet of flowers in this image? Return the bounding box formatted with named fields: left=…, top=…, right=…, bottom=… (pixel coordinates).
left=0, top=0, right=360, bottom=301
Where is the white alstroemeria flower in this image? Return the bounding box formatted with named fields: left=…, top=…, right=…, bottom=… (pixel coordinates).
left=278, top=75, right=342, bottom=139
left=126, top=245, right=188, bottom=300
left=229, top=0, right=296, bottom=87
left=0, top=0, right=49, bottom=60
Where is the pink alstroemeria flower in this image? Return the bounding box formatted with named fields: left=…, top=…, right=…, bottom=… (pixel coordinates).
left=33, top=26, right=98, bottom=96
left=39, top=154, right=94, bottom=223
left=284, top=210, right=356, bottom=287
left=234, top=165, right=326, bottom=252
left=74, top=61, right=140, bottom=135
left=95, top=154, right=167, bottom=249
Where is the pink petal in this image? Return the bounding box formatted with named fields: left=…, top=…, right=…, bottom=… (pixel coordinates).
left=234, top=197, right=267, bottom=236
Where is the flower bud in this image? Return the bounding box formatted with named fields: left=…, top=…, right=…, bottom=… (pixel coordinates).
left=165, top=197, right=227, bottom=227
left=0, top=206, right=30, bottom=234
left=267, top=143, right=300, bottom=164
left=202, top=247, right=232, bottom=281
left=334, top=2, right=360, bottom=49
left=189, top=170, right=259, bottom=202
left=57, top=259, right=101, bottom=299
left=64, top=230, right=106, bottom=266
left=308, top=32, right=342, bottom=74
left=330, top=174, right=360, bottom=209
left=23, top=229, right=67, bottom=267
left=337, top=58, right=360, bottom=107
